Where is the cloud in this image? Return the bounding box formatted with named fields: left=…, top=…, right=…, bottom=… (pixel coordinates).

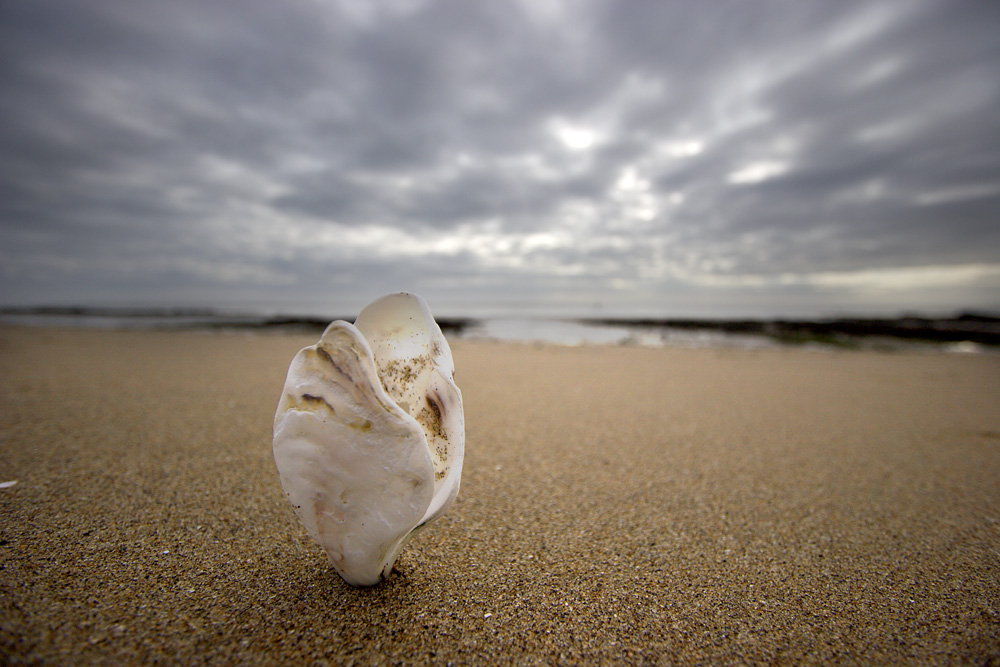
left=0, top=0, right=998, bottom=317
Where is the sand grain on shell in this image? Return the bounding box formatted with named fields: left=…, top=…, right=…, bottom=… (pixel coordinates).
left=1, top=327, right=999, bottom=664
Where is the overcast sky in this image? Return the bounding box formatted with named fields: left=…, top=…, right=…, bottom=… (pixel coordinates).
left=1, top=0, right=998, bottom=318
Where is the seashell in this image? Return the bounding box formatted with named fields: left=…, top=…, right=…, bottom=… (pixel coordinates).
left=272, top=292, right=464, bottom=586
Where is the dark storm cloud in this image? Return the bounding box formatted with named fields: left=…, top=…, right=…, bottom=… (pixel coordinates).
left=0, top=0, right=998, bottom=316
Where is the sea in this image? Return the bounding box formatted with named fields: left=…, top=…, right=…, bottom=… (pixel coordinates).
left=1, top=307, right=997, bottom=354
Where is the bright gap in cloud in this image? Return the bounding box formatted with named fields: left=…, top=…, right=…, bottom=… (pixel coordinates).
left=549, top=118, right=598, bottom=151
left=804, top=264, right=1000, bottom=290
left=727, top=160, right=789, bottom=185
left=679, top=264, right=1000, bottom=293
left=658, top=140, right=704, bottom=158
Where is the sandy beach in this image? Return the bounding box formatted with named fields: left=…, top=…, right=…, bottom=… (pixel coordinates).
left=1, top=326, right=998, bottom=665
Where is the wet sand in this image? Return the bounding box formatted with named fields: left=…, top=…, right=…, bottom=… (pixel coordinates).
left=1, top=326, right=999, bottom=664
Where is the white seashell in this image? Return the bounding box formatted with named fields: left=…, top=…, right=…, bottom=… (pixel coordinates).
left=272, top=292, right=464, bottom=586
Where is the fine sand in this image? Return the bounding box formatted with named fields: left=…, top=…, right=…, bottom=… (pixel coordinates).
left=1, top=326, right=999, bottom=665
